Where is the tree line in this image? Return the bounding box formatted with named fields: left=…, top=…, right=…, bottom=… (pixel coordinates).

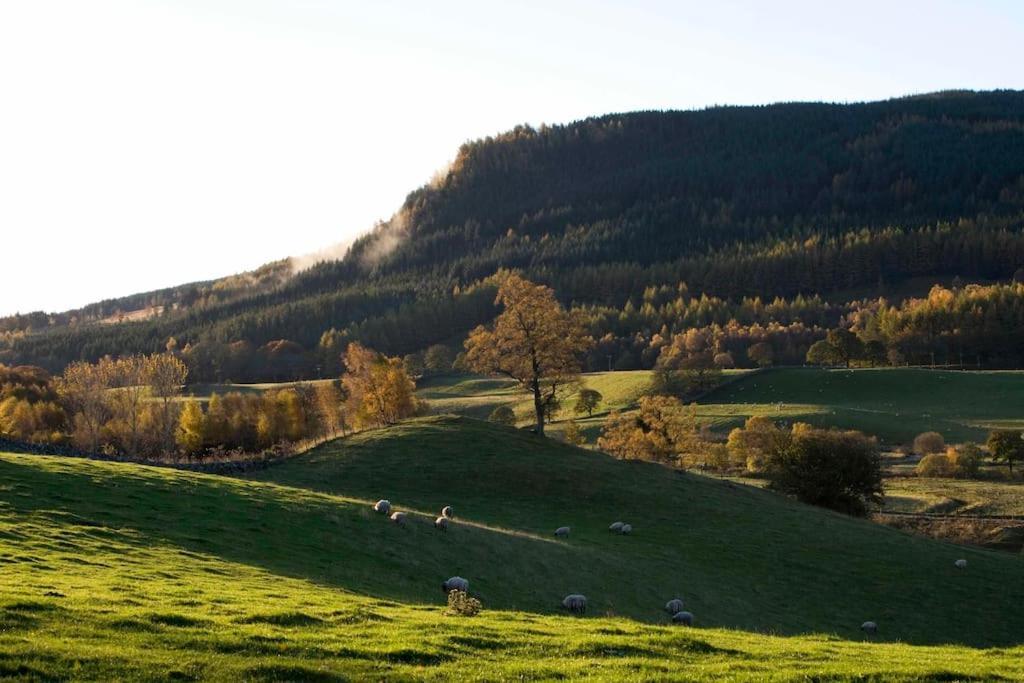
left=0, top=343, right=421, bottom=459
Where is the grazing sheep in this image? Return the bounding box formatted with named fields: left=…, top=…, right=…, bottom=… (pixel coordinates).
left=861, top=621, right=878, bottom=635
left=373, top=499, right=391, bottom=515
left=664, top=598, right=684, bottom=614
left=554, top=526, right=571, bottom=538
left=442, top=576, right=469, bottom=594
left=671, top=611, right=694, bottom=626
left=390, top=511, right=407, bottom=526
left=434, top=516, right=449, bottom=531
left=620, top=523, right=633, bottom=535
left=609, top=521, right=624, bottom=533
left=561, top=594, right=587, bottom=614
left=441, top=505, right=454, bottom=519
left=955, top=558, right=967, bottom=569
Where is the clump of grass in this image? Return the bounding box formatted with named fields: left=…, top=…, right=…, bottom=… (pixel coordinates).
left=446, top=590, right=482, bottom=617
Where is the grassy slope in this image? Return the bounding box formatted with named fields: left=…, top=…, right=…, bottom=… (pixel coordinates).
left=699, top=367, right=1024, bottom=444
left=1, top=419, right=1024, bottom=679
left=419, top=367, right=1024, bottom=446
left=250, top=416, right=1024, bottom=645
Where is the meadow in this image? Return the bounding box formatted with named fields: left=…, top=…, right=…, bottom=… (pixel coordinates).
left=417, top=367, right=1024, bottom=447
left=3, top=416, right=1024, bottom=679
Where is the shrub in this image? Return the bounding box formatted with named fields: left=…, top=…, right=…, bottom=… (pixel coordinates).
left=913, top=431, right=946, bottom=455
left=947, top=443, right=983, bottom=478
left=487, top=406, right=516, bottom=427
left=726, top=416, right=783, bottom=473
left=445, top=590, right=482, bottom=617
left=563, top=420, right=586, bottom=446
left=765, top=427, right=882, bottom=516
left=916, top=453, right=956, bottom=478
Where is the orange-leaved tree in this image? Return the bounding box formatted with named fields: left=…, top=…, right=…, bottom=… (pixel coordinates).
left=342, top=342, right=417, bottom=429
left=464, top=273, right=592, bottom=436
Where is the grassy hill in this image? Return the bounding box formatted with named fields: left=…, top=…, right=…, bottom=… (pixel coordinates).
left=2, top=416, right=1024, bottom=679
left=420, top=368, right=1024, bottom=446
left=700, top=367, right=1024, bottom=445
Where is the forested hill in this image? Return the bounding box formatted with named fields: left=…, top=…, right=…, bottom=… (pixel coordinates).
left=4, top=90, right=1024, bottom=379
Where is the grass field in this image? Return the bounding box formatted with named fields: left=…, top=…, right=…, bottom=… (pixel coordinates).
left=3, top=416, right=1024, bottom=678
left=420, top=367, right=1024, bottom=447
left=699, top=367, right=1024, bottom=445
left=881, top=477, right=1024, bottom=516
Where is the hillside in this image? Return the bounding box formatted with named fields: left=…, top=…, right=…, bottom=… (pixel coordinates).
left=2, top=419, right=1024, bottom=679
left=248, top=415, right=1024, bottom=645
left=699, top=367, right=1024, bottom=444
left=5, top=91, right=1024, bottom=380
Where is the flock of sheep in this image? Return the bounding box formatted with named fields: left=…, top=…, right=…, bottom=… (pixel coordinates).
left=372, top=499, right=694, bottom=626
left=373, top=497, right=971, bottom=636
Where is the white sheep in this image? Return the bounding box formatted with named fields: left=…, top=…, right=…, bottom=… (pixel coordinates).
left=434, top=516, right=449, bottom=531
left=373, top=499, right=392, bottom=515
left=861, top=621, right=878, bottom=635
left=620, top=523, right=633, bottom=535
left=664, top=598, right=684, bottom=614
left=554, top=526, right=570, bottom=538
left=442, top=576, right=469, bottom=594
left=609, top=521, right=624, bottom=533
left=671, top=611, right=694, bottom=626
left=390, top=511, right=407, bottom=526
left=954, top=558, right=967, bottom=569
left=441, top=505, right=454, bottom=519
left=561, top=594, right=587, bottom=614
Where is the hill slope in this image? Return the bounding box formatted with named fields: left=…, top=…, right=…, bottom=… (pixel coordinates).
left=249, top=415, right=1024, bottom=645
left=3, top=418, right=1024, bottom=679
left=5, top=91, right=1024, bottom=378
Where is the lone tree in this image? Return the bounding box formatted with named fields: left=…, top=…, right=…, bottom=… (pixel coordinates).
left=987, top=429, right=1024, bottom=473
left=464, top=273, right=592, bottom=436
left=574, top=388, right=603, bottom=417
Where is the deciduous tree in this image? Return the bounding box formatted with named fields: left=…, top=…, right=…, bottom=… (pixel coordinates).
left=464, top=274, right=592, bottom=435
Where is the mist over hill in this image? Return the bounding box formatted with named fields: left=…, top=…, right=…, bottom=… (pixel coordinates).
left=3, top=90, right=1024, bottom=379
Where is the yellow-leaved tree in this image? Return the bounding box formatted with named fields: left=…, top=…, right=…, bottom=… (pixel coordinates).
left=342, top=342, right=417, bottom=429
left=464, top=273, right=592, bottom=436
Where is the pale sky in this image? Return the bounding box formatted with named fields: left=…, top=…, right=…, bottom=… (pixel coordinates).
left=1, top=0, right=1022, bottom=316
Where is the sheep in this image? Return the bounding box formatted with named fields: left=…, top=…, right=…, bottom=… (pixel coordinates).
left=442, top=576, right=469, bottom=594
left=664, top=598, right=684, bottom=614
left=561, top=594, right=587, bottom=614
left=390, top=511, right=407, bottom=526
left=620, top=523, right=633, bottom=535
left=441, top=505, right=454, bottom=519
left=671, top=611, right=694, bottom=626
left=861, top=621, right=878, bottom=635
left=554, top=526, right=570, bottom=538
left=609, top=521, right=624, bottom=533
left=373, top=499, right=391, bottom=515
left=434, top=516, right=449, bottom=531
left=954, top=558, right=967, bottom=569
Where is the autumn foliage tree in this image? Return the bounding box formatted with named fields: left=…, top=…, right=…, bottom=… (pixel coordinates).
left=597, top=395, right=699, bottom=463
left=342, top=342, right=418, bottom=429
left=464, top=273, right=592, bottom=435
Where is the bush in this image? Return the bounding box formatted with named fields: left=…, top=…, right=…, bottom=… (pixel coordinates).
left=765, top=428, right=882, bottom=516
left=947, top=444, right=983, bottom=478
left=445, top=590, right=482, bottom=617
left=916, top=453, right=956, bottom=478
left=563, top=420, right=586, bottom=446
left=913, top=431, right=946, bottom=455
left=487, top=405, right=516, bottom=427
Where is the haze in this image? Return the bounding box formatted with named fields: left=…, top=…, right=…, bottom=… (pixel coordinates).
left=1, top=0, right=1022, bottom=316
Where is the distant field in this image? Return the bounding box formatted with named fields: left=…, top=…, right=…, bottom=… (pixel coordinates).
left=420, top=367, right=1024, bottom=447
left=699, top=367, right=1024, bottom=445
left=881, top=477, right=1024, bottom=516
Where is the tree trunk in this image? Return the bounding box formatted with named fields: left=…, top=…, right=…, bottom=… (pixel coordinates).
left=532, top=382, right=545, bottom=436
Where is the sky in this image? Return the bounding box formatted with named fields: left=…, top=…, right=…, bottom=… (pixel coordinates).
left=1, top=0, right=1022, bottom=316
